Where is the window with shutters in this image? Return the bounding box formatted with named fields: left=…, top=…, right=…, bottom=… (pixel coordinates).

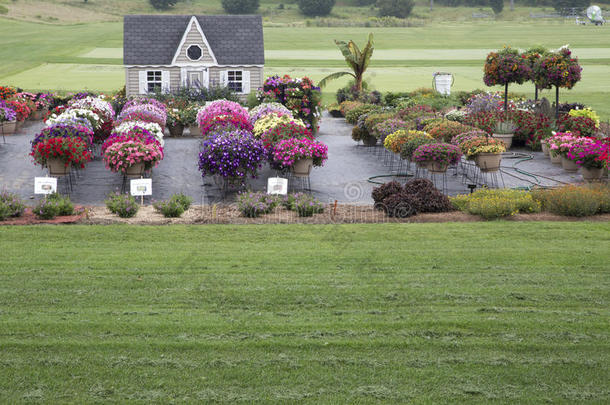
left=227, top=71, right=243, bottom=93
left=147, top=71, right=162, bottom=93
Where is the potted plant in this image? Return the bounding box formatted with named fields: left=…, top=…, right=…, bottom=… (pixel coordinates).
left=483, top=47, right=531, bottom=113
left=198, top=130, right=265, bottom=188
left=5, top=99, right=31, bottom=130
left=567, top=139, right=608, bottom=181
left=197, top=100, right=252, bottom=136
left=30, top=137, right=93, bottom=176
left=399, top=131, right=435, bottom=162
left=0, top=103, right=17, bottom=135
left=271, top=137, right=328, bottom=177
left=412, top=143, right=462, bottom=173
left=533, top=46, right=582, bottom=119
left=462, top=137, right=506, bottom=172
left=166, top=108, right=186, bottom=137
left=103, top=140, right=163, bottom=177
left=547, top=132, right=588, bottom=171
left=492, top=119, right=517, bottom=148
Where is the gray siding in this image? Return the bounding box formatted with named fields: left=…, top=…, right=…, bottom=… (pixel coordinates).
left=174, top=23, right=215, bottom=64
left=126, top=67, right=181, bottom=97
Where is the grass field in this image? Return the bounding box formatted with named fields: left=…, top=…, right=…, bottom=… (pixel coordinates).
left=0, top=223, right=609, bottom=403
left=0, top=13, right=609, bottom=116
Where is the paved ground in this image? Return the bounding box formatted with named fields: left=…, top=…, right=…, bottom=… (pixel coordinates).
left=0, top=113, right=584, bottom=206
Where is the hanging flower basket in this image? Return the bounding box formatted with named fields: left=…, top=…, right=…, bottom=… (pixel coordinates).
left=47, top=158, right=71, bottom=176
left=291, top=158, right=314, bottom=177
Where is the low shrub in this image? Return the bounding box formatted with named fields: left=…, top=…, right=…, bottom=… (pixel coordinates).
left=375, top=179, right=453, bottom=217
left=33, top=198, right=61, bottom=220
left=532, top=185, right=608, bottom=217
left=47, top=193, right=74, bottom=216
left=105, top=193, right=139, bottom=218
left=372, top=181, right=403, bottom=209
left=292, top=193, right=324, bottom=217
left=0, top=191, right=26, bottom=219
left=452, top=189, right=541, bottom=220
left=351, top=126, right=366, bottom=142
left=364, top=112, right=395, bottom=134
left=237, top=192, right=279, bottom=218
left=153, top=194, right=192, bottom=218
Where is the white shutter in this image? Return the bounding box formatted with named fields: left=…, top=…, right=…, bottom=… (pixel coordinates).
left=220, top=70, right=228, bottom=88
left=242, top=70, right=251, bottom=94
left=161, top=70, right=171, bottom=93
left=138, top=70, right=147, bottom=94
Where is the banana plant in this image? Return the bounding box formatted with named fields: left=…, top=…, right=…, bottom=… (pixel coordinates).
left=318, top=33, right=374, bottom=93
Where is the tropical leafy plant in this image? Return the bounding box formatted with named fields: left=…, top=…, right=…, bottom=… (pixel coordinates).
left=319, top=34, right=374, bottom=93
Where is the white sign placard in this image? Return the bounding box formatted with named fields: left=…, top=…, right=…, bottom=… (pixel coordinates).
left=267, top=177, right=288, bottom=195
left=130, top=178, right=152, bottom=196
left=34, top=177, right=57, bottom=195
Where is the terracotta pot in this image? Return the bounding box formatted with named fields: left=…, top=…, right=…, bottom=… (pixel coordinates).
left=541, top=142, right=549, bottom=156
left=492, top=133, right=514, bottom=149
left=549, top=151, right=562, bottom=165
left=125, top=162, right=145, bottom=178
left=291, top=158, right=313, bottom=177
left=475, top=152, right=502, bottom=172
left=362, top=135, right=377, bottom=147
left=47, top=158, right=70, bottom=176
left=582, top=167, right=604, bottom=182
left=426, top=161, right=449, bottom=173
left=168, top=123, right=184, bottom=137
left=1, top=121, right=16, bottom=135
left=561, top=156, right=579, bottom=172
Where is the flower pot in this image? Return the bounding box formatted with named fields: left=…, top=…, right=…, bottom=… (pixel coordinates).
left=492, top=133, right=514, bottom=149
left=426, top=161, right=449, bottom=173
left=582, top=167, right=603, bottom=182
left=362, top=135, right=377, bottom=147
left=475, top=152, right=502, bottom=172
left=124, top=162, right=145, bottom=178
left=1, top=121, right=16, bottom=135
left=541, top=142, right=550, bottom=156
left=189, top=125, right=200, bottom=137
left=168, top=123, right=184, bottom=137
left=549, top=151, right=562, bottom=165
left=291, top=158, right=313, bottom=177
left=561, top=156, right=579, bottom=172
left=47, top=158, right=70, bottom=176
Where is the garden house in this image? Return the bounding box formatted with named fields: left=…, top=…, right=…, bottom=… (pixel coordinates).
left=123, top=15, right=265, bottom=100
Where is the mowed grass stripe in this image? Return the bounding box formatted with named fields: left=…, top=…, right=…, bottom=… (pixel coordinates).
left=0, top=223, right=608, bottom=402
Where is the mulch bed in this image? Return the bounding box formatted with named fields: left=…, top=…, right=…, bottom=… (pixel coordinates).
left=0, top=207, right=87, bottom=225
left=2, top=205, right=609, bottom=226
left=80, top=205, right=610, bottom=225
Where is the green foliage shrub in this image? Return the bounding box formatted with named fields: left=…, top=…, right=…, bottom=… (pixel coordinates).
left=48, top=193, right=75, bottom=216
left=221, top=0, right=260, bottom=14
left=298, top=0, right=336, bottom=16
left=345, top=104, right=381, bottom=124
left=376, top=0, right=414, bottom=18
left=489, top=0, right=504, bottom=14
left=0, top=191, right=25, bottom=219
left=33, top=198, right=61, bottom=220
left=452, top=189, right=541, bottom=220
left=105, top=193, right=139, bottom=218
left=149, top=0, right=178, bottom=10
left=531, top=185, right=608, bottom=217
left=153, top=194, right=192, bottom=218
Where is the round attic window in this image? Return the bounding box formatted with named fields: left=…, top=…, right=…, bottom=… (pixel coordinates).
left=187, top=45, right=202, bottom=61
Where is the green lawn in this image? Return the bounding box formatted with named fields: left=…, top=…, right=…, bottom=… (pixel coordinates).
left=1, top=223, right=608, bottom=403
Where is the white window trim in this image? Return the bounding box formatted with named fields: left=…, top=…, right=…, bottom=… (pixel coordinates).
left=222, top=69, right=251, bottom=95
left=186, top=44, right=203, bottom=62
left=146, top=70, right=163, bottom=93
left=171, top=16, right=218, bottom=65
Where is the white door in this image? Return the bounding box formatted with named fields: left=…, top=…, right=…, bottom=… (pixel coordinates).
left=186, top=69, right=208, bottom=88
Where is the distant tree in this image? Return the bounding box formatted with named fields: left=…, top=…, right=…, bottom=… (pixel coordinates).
left=221, top=0, right=260, bottom=14
left=149, top=0, right=179, bottom=10
left=297, top=0, right=336, bottom=16
left=489, top=0, right=503, bottom=14
left=376, top=0, right=414, bottom=18
left=552, top=0, right=590, bottom=13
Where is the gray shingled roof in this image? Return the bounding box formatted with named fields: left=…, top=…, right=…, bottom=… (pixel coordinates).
left=124, top=15, right=264, bottom=65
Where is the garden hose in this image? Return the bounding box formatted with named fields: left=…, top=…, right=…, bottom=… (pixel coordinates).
left=367, top=173, right=413, bottom=185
